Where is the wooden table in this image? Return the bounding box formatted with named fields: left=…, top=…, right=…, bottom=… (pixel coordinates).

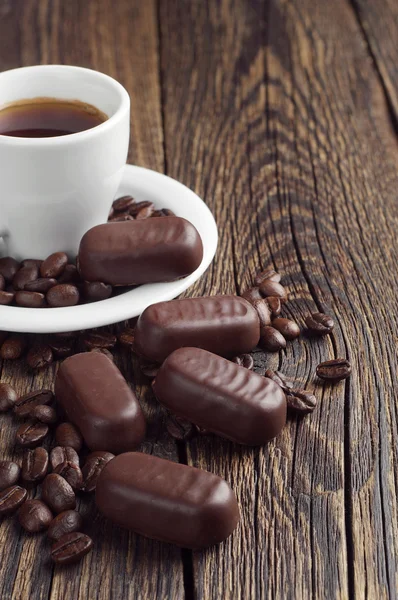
left=0, top=0, right=397, bottom=598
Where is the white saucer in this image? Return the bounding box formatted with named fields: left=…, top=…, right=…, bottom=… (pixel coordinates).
left=0, top=165, right=218, bottom=333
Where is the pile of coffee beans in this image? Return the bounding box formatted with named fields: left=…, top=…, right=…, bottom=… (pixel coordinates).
left=0, top=196, right=174, bottom=309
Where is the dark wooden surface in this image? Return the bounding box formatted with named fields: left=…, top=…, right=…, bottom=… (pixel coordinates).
left=0, top=0, right=398, bottom=598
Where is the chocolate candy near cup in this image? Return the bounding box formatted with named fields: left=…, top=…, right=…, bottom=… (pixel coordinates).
left=153, top=347, right=287, bottom=445
left=95, top=452, right=239, bottom=549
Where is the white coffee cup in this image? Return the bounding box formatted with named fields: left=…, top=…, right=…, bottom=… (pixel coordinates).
left=0, top=65, right=130, bottom=259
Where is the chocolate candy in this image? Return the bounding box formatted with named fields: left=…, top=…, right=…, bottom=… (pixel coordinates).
left=95, top=452, right=239, bottom=549
left=153, top=347, right=286, bottom=445
left=134, top=295, right=260, bottom=363
left=55, top=353, right=146, bottom=454
left=78, top=217, right=203, bottom=286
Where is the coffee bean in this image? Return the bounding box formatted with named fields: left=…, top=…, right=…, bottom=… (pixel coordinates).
left=109, top=214, right=134, bottom=222
left=231, top=354, right=254, bottom=370
left=54, top=461, right=83, bottom=490
left=51, top=532, right=93, bottom=565
left=241, top=287, right=263, bottom=306
left=0, top=461, right=21, bottom=491
left=165, top=415, right=197, bottom=441
left=53, top=330, right=80, bottom=339
left=260, top=326, right=287, bottom=352
left=0, top=383, right=17, bottom=412
left=81, top=451, right=115, bottom=493
left=265, top=369, right=294, bottom=392
left=50, top=447, right=79, bottom=471
left=272, top=317, right=300, bottom=340
left=0, top=274, right=5, bottom=291
left=81, top=281, right=112, bottom=303
left=118, top=328, right=135, bottom=347
left=154, top=208, right=175, bottom=217
left=22, top=259, right=43, bottom=269
left=19, top=499, right=53, bottom=533
left=251, top=299, right=271, bottom=332
left=14, top=389, right=54, bottom=418
left=266, top=296, right=282, bottom=318
left=316, top=358, right=351, bottom=381
left=259, top=280, right=288, bottom=302
left=21, top=448, right=49, bottom=483
left=26, top=344, right=53, bottom=369
left=1, top=335, right=27, bottom=360
left=40, top=252, right=68, bottom=279
left=46, top=284, right=80, bottom=307
left=140, top=360, right=160, bottom=378
left=48, top=510, right=84, bottom=542
left=0, top=291, right=14, bottom=305
left=15, top=422, right=49, bottom=447
left=136, top=204, right=155, bottom=219
left=113, top=195, right=136, bottom=212
left=47, top=337, right=75, bottom=358
left=57, top=264, right=80, bottom=285
left=24, top=278, right=57, bottom=293
left=305, top=313, right=334, bottom=335
left=285, top=389, right=317, bottom=414
left=31, top=405, right=58, bottom=424
left=15, top=291, right=46, bottom=308
left=42, top=474, right=76, bottom=514
left=129, top=200, right=155, bottom=216
left=254, top=269, right=281, bottom=286
left=0, top=331, right=9, bottom=345
left=0, top=485, right=27, bottom=515
left=13, top=265, right=39, bottom=291
left=83, top=331, right=117, bottom=350
left=0, top=257, right=20, bottom=281
left=89, top=347, right=114, bottom=361
left=55, top=423, right=83, bottom=452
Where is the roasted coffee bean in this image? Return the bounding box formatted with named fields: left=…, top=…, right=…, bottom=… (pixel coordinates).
left=54, top=461, right=83, bottom=490
left=42, top=474, right=76, bottom=514
left=0, top=331, right=8, bottom=345
left=231, top=354, right=254, bottom=370
left=259, top=280, right=288, bottom=302
left=15, top=422, right=49, bottom=447
left=0, top=274, right=5, bottom=291
left=0, top=257, right=20, bottom=281
left=0, top=291, right=14, bottom=305
left=316, top=358, right=351, bottom=381
left=265, top=369, right=294, bottom=392
left=14, top=389, right=54, bottom=418
left=0, top=485, right=27, bottom=515
left=113, top=195, right=136, bottom=212
left=0, top=382, right=17, bottom=412
left=0, top=461, right=21, bottom=491
left=89, top=347, right=114, bottom=361
left=24, top=278, right=57, bottom=293
left=252, top=299, right=271, bottom=333
left=136, top=204, right=155, bottom=219
left=118, top=328, right=135, bottom=347
left=22, top=259, right=43, bottom=269
left=305, top=313, right=334, bottom=335
left=40, top=252, right=68, bottom=279
left=15, top=291, right=46, bottom=308
left=47, top=337, right=75, bottom=358
left=81, top=451, right=115, bottom=493
left=285, top=389, right=317, bottom=414
left=26, top=344, right=53, bottom=369
left=13, top=265, right=39, bottom=290
left=241, top=287, right=263, bottom=306
left=152, top=208, right=175, bottom=217
left=48, top=510, right=83, bottom=542
left=82, top=281, right=112, bottom=303
left=21, top=448, right=49, bottom=483
left=1, top=335, right=27, bottom=360
left=31, top=405, right=58, bottom=425
left=83, top=331, right=117, bottom=349
left=47, top=284, right=80, bottom=307
left=50, top=447, right=79, bottom=471
left=110, top=214, right=134, bottom=222
left=54, top=330, right=80, bottom=339
left=57, top=264, right=80, bottom=285
left=55, top=423, right=83, bottom=452
left=272, top=317, right=300, bottom=341
left=51, top=532, right=93, bottom=565
left=266, top=296, right=282, bottom=318
left=18, top=499, right=53, bottom=533
left=140, top=360, right=160, bottom=378
left=260, top=326, right=287, bottom=352
left=254, top=269, right=281, bottom=286
left=165, top=415, right=197, bottom=442
left=129, top=200, right=155, bottom=216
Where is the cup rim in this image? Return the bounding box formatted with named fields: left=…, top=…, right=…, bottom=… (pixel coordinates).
left=0, top=64, right=130, bottom=145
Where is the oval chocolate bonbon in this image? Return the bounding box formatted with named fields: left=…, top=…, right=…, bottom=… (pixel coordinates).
left=134, top=295, right=260, bottom=363
left=95, top=452, right=239, bottom=549
left=78, top=217, right=203, bottom=286
left=55, top=352, right=146, bottom=454
left=153, top=347, right=287, bottom=446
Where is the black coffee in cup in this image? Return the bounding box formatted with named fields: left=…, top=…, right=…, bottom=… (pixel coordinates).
left=0, top=98, right=108, bottom=138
